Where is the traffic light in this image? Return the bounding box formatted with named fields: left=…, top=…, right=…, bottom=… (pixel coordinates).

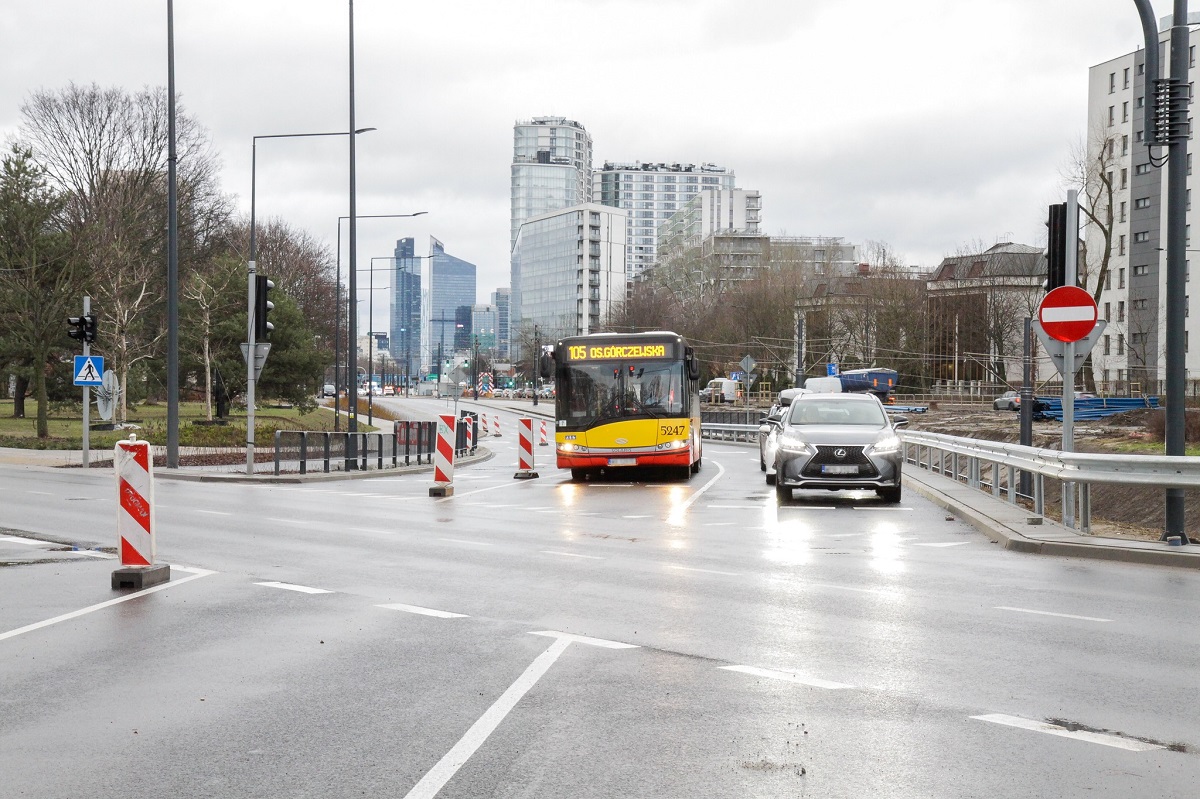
left=67, top=313, right=97, bottom=343
left=1046, top=202, right=1067, bottom=291
left=254, top=275, right=274, bottom=339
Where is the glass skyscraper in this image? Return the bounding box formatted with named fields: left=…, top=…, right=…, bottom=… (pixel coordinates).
left=427, top=237, right=477, bottom=366
left=390, top=237, right=422, bottom=384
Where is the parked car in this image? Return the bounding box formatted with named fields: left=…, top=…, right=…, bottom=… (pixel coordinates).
left=382, top=385, right=395, bottom=396
left=322, top=383, right=335, bottom=398
left=772, top=393, right=908, bottom=504
left=992, top=390, right=1020, bottom=411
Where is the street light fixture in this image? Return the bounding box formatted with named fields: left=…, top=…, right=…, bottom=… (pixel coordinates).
left=245, top=127, right=375, bottom=476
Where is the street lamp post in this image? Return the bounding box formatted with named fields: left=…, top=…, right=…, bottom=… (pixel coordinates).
left=333, top=211, right=426, bottom=430
left=246, top=128, right=374, bottom=476
left=532, top=324, right=540, bottom=406
left=362, top=255, right=394, bottom=427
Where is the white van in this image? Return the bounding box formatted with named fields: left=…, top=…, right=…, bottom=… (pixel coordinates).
left=704, top=377, right=741, bottom=403
left=803, top=376, right=843, bottom=393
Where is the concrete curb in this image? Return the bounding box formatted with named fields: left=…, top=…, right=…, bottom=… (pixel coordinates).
left=903, top=467, right=1200, bottom=570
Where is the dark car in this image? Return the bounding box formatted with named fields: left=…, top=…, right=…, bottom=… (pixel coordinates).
left=772, top=393, right=908, bottom=504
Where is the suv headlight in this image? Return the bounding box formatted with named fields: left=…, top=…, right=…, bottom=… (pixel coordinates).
left=869, top=434, right=902, bottom=455
left=778, top=431, right=813, bottom=454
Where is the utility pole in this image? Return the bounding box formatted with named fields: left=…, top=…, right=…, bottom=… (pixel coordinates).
left=532, top=324, right=540, bottom=406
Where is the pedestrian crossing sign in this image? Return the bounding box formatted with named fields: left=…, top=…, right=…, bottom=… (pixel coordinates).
left=73, top=355, right=103, bottom=386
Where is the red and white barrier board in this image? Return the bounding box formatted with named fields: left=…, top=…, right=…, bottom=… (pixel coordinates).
left=464, top=416, right=474, bottom=451
left=429, top=413, right=456, bottom=496
left=539, top=420, right=549, bottom=447
left=115, top=437, right=155, bottom=566
left=514, top=417, right=539, bottom=479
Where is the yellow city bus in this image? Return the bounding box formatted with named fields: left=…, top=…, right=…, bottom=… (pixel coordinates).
left=541, top=331, right=703, bottom=481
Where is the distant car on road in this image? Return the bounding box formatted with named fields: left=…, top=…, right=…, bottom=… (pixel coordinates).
left=993, top=390, right=1020, bottom=411
left=772, top=392, right=908, bottom=504
left=322, top=383, right=335, bottom=398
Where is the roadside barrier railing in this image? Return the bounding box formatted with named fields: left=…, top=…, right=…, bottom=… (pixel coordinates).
left=272, top=423, right=440, bottom=475
left=700, top=423, right=758, bottom=443
left=902, top=429, right=1200, bottom=534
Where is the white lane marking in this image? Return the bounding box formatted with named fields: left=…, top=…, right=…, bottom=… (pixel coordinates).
left=995, top=606, right=1111, bottom=623
left=806, top=583, right=896, bottom=596
left=675, top=460, right=725, bottom=513
left=437, top=482, right=522, bottom=501
left=194, top=509, right=232, bottom=516
left=0, top=567, right=216, bottom=642
left=27, top=491, right=53, bottom=496
left=720, top=664, right=852, bottom=690
left=852, top=507, right=913, bottom=511
left=622, top=515, right=651, bottom=519
left=265, top=517, right=309, bottom=525
left=916, top=542, right=971, bottom=548
left=438, top=538, right=493, bottom=546
left=0, top=536, right=45, bottom=545
left=704, top=522, right=738, bottom=527
left=402, top=632, right=635, bottom=799
left=971, top=714, right=1163, bottom=751
left=254, top=581, right=332, bottom=594
left=539, top=550, right=604, bottom=560
left=706, top=504, right=764, bottom=510
left=377, top=603, right=467, bottom=619
left=75, top=550, right=117, bottom=559
left=529, top=630, right=638, bottom=649
left=666, top=564, right=739, bottom=576
left=525, top=506, right=551, bottom=511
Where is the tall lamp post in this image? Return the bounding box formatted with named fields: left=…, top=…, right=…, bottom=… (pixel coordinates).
left=245, top=128, right=373, bottom=476
left=361, top=255, right=394, bottom=427
left=333, top=211, right=426, bottom=430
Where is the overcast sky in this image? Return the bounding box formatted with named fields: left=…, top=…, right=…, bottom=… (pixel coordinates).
left=0, top=0, right=1161, bottom=327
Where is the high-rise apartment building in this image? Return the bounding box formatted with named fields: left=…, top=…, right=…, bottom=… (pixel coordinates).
left=596, top=162, right=736, bottom=281
left=511, top=203, right=628, bottom=343
left=510, top=117, right=593, bottom=348
left=1085, top=25, right=1195, bottom=391
left=390, top=237, right=422, bottom=384
left=425, top=237, right=477, bottom=366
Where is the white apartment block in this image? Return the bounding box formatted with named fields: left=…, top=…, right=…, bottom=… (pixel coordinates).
left=595, top=162, right=736, bottom=281
left=657, top=188, right=763, bottom=268
left=1087, top=20, right=1200, bottom=392
left=510, top=203, right=629, bottom=343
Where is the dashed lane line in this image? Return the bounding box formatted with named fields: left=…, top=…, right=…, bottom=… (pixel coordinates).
left=971, top=714, right=1163, bottom=751
left=915, top=542, right=971, bottom=547
left=253, top=581, right=333, bottom=594
left=995, top=606, right=1112, bottom=623
left=377, top=603, right=468, bottom=619
left=438, top=538, right=493, bottom=546
left=666, top=564, right=740, bottom=576
left=719, top=664, right=853, bottom=690
left=539, top=550, right=604, bottom=560
left=0, top=566, right=216, bottom=642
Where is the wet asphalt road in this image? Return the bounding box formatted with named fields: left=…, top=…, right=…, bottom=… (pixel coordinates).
left=2, top=400, right=1199, bottom=798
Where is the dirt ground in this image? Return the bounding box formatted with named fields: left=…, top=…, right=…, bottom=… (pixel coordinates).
left=903, top=404, right=1192, bottom=541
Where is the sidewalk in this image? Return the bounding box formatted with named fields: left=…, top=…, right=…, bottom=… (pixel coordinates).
left=904, top=467, right=1200, bottom=570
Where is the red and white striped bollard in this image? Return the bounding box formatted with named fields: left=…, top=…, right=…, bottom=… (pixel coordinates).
left=112, top=435, right=170, bottom=589
left=514, top=417, right=539, bottom=479
left=429, top=413, right=456, bottom=497
left=539, top=419, right=549, bottom=447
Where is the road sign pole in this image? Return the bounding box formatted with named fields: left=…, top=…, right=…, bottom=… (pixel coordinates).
left=1061, top=190, right=1079, bottom=528
left=82, top=296, right=90, bottom=469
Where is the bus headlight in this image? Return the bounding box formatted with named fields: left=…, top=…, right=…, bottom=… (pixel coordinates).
left=559, top=442, right=589, bottom=453
left=655, top=439, right=687, bottom=451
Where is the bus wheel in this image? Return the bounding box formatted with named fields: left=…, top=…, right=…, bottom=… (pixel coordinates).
left=570, top=468, right=588, bottom=482
left=691, top=458, right=702, bottom=474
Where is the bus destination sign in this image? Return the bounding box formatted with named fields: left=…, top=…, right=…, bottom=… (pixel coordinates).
left=567, top=343, right=668, bottom=361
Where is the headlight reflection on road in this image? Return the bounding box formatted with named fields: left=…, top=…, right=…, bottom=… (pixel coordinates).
left=762, top=521, right=814, bottom=566
left=665, top=485, right=689, bottom=528
left=868, top=523, right=907, bottom=575
left=557, top=483, right=579, bottom=507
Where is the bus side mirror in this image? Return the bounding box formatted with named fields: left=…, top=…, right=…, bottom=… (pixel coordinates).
left=685, top=348, right=701, bottom=381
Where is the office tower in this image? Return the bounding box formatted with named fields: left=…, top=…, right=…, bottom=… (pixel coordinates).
left=390, top=237, right=422, bottom=386
left=427, top=236, right=477, bottom=364
left=510, top=203, right=628, bottom=342
left=491, top=288, right=510, bottom=360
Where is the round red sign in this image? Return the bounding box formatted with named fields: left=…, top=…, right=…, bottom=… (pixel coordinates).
left=1038, top=285, right=1098, bottom=343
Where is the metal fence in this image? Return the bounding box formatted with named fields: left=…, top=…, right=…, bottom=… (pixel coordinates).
left=902, top=429, right=1200, bottom=534
left=271, top=415, right=482, bottom=476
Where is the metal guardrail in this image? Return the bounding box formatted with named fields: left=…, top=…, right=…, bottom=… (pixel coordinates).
left=902, top=429, right=1200, bottom=534
left=271, top=417, right=481, bottom=476
left=700, top=423, right=758, bottom=443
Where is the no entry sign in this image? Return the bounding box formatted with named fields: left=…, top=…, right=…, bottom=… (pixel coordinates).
left=1038, top=285, right=1098, bottom=342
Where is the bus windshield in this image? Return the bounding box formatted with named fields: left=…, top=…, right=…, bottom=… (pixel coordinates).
left=562, top=360, right=684, bottom=427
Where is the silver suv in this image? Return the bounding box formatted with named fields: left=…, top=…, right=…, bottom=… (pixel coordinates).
left=772, top=393, right=908, bottom=504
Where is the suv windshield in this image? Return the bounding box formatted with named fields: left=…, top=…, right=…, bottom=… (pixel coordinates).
left=788, top=399, right=886, bottom=426
left=562, top=361, right=683, bottom=426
